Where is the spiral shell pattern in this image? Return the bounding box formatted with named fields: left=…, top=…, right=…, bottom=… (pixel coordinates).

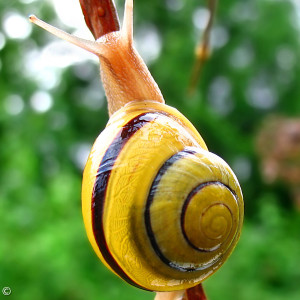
left=82, top=101, right=243, bottom=292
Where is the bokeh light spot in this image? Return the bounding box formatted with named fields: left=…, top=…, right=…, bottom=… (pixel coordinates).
left=30, top=91, right=53, bottom=113
left=0, top=32, right=6, bottom=50
left=232, top=156, right=252, bottom=182
left=208, top=77, right=233, bottom=116
left=247, top=77, right=278, bottom=110
left=135, top=24, right=162, bottom=64
left=165, top=0, right=184, bottom=11
left=4, top=94, right=25, bottom=115
left=211, top=26, right=229, bottom=49
left=229, top=43, right=254, bottom=69
left=193, top=8, right=210, bottom=31
left=3, top=12, right=32, bottom=39
left=70, top=143, right=92, bottom=171
left=276, top=47, right=296, bottom=71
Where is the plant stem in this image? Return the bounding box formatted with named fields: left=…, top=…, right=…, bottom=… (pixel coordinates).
left=79, top=0, right=120, bottom=39
left=188, top=0, right=218, bottom=95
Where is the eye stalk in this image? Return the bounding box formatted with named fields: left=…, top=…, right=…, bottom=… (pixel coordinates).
left=29, top=15, right=103, bottom=56
left=29, top=0, right=164, bottom=116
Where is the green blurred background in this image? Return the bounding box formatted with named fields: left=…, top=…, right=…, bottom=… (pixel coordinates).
left=1, top=0, right=300, bottom=299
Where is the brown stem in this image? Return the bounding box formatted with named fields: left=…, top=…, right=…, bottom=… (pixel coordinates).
left=79, top=0, right=120, bottom=39
left=155, top=284, right=208, bottom=300
left=183, top=284, right=208, bottom=300
left=188, top=0, right=218, bottom=95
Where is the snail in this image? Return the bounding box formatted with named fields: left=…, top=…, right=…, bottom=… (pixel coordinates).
left=29, top=0, right=244, bottom=296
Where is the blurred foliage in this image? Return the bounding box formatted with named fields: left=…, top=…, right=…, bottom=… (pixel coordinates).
left=1, top=0, right=300, bottom=299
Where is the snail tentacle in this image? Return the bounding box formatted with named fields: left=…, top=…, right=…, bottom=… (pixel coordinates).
left=122, top=0, right=133, bottom=45
left=28, top=15, right=104, bottom=57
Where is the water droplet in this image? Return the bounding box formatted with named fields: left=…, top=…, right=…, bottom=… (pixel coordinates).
left=98, top=6, right=105, bottom=17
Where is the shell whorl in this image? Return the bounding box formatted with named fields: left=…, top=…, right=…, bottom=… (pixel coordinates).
left=145, top=150, right=241, bottom=272
left=82, top=101, right=243, bottom=292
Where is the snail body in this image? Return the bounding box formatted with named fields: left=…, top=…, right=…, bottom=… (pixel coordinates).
left=30, top=0, right=244, bottom=294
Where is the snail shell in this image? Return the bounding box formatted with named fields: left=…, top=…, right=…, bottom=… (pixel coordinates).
left=82, top=101, right=243, bottom=291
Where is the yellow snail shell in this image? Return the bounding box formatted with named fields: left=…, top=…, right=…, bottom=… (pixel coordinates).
left=82, top=101, right=243, bottom=291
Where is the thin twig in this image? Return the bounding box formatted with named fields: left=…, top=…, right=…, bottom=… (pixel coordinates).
left=188, top=0, right=218, bottom=95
